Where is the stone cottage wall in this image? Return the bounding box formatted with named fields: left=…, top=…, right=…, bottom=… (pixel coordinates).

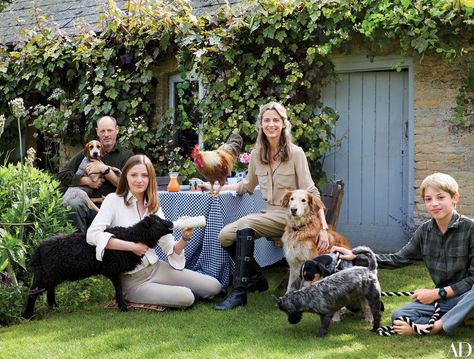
left=413, top=54, right=474, bottom=221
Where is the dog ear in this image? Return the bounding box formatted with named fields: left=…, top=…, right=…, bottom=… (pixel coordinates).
left=83, top=143, right=90, bottom=157
left=315, top=254, right=333, bottom=267
left=99, top=142, right=106, bottom=157
left=318, top=263, right=332, bottom=277
left=309, top=193, right=326, bottom=213
left=281, top=191, right=292, bottom=208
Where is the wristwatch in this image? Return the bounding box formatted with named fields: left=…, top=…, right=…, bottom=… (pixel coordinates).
left=438, top=287, right=447, bottom=300
left=102, top=167, right=111, bottom=175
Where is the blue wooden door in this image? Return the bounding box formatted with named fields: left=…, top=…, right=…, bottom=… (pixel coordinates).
left=322, top=70, right=409, bottom=252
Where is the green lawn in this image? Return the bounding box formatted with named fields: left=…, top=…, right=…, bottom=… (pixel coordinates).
left=0, top=262, right=472, bottom=359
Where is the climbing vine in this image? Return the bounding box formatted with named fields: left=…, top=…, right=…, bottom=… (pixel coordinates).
left=0, top=0, right=472, bottom=180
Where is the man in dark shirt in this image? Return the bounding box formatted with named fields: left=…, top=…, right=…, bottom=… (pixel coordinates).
left=57, top=116, right=133, bottom=232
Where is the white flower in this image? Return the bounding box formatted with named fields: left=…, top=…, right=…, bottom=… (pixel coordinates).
left=0, top=114, right=5, bottom=137
left=8, top=98, right=27, bottom=119
left=26, top=147, right=36, bottom=166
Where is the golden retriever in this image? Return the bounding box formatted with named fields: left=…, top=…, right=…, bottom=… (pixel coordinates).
left=281, top=189, right=352, bottom=293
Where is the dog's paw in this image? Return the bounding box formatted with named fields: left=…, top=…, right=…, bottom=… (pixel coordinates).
left=288, top=312, right=302, bottom=324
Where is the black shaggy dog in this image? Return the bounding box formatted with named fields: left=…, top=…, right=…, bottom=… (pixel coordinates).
left=23, top=215, right=173, bottom=319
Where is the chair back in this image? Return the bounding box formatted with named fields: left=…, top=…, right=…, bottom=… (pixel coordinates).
left=321, top=179, right=344, bottom=228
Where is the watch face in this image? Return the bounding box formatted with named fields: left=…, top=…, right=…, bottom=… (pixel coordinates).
left=439, top=288, right=447, bottom=298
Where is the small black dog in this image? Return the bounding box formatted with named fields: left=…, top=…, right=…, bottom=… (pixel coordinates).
left=274, top=246, right=382, bottom=337
left=300, top=253, right=354, bottom=283
left=23, top=215, right=173, bottom=319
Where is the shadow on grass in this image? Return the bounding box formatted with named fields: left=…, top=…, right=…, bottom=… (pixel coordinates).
left=1, top=262, right=472, bottom=358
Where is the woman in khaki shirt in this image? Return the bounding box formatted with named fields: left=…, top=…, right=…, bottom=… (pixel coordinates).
left=209, top=101, right=330, bottom=310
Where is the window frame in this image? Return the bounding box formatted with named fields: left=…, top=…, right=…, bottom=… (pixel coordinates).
left=168, top=73, right=204, bottom=148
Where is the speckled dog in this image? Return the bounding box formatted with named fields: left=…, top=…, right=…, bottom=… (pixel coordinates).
left=274, top=246, right=381, bottom=337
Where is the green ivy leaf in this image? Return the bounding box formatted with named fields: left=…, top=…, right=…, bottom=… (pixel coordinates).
left=105, top=88, right=119, bottom=100
left=92, top=85, right=103, bottom=96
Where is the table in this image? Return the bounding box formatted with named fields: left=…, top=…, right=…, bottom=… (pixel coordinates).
left=156, top=189, right=284, bottom=288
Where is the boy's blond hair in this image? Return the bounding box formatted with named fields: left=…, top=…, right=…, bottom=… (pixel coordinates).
left=420, top=172, right=459, bottom=198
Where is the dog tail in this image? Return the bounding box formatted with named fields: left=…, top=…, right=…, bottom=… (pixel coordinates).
left=351, top=246, right=377, bottom=271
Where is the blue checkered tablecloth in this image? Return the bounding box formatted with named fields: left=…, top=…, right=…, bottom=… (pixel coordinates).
left=156, top=189, right=284, bottom=288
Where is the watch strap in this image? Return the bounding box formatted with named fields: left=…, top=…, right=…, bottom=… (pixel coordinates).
left=438, top=287, right=447, bottom=299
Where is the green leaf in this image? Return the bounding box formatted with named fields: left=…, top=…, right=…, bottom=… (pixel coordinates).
left=92, top=85, right=103, bottom=96
left=105, top=88, right=119, bottom=100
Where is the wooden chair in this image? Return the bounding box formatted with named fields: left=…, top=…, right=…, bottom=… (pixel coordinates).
left=157, top=175, right=182, bottom=191
left=321, top=179, right=345, bottom=228
left=268, top=179, right=345, bottom=247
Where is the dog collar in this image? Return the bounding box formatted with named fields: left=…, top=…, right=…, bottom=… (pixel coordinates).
left=291, top=223, right=307, bottom=231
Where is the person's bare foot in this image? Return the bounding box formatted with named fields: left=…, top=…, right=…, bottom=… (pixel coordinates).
left=393, top=319, right=443, bottom=335
left=393, top=320, right=417, bottom=335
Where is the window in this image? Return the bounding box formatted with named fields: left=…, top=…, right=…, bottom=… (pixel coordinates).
left=168, top=74, right=203, bottom=157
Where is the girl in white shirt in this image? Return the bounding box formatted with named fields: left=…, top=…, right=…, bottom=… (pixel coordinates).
left=87, top=154, right=221, bottom=307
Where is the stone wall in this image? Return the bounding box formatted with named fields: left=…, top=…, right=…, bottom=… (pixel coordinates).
left=413, top=54, right=474, bottom=220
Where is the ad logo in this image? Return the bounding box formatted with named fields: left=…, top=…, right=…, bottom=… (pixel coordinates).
left=448, top=342, right=472, bottom=358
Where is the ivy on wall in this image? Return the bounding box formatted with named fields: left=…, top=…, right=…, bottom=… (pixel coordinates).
left=0, top=0, right=472, bottom=181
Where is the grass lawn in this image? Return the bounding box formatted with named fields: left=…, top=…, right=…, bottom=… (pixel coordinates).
left=0, top=262, right=472, bottom=359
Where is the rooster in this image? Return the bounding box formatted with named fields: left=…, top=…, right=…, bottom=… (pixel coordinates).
left=191, top=133, right=243, bottom=196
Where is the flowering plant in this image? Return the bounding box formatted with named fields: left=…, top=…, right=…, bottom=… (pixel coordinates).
left=234, top=152, right=250, bottom=174
left=239, top=152, right=250, bottom=166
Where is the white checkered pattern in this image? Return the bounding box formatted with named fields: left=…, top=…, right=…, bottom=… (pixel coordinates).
left=156, top=189, right=284, bottom=288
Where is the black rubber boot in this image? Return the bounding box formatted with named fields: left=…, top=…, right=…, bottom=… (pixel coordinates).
left=223, top=242, right=267, bottom=293
left=247, top=264, right=269, bottom=293
left=215, top=228, right=264, bottom=310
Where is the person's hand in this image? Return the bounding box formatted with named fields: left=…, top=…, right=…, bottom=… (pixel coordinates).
left=89, top=177, right=105, bottom=189
left=181, top=227, right=193, bottom=241
left=317, top=229, right=329, bottom=251
left=86, top=160, right=107, bottom=175
left=412, top=288, right=438, bottom=305
left=132, top=242, right=149, bottom=257
left=198, top=182, right=211, bottom=192
left=81, top=176, right=105, bottom=189
left=176, top=216, right=194, bottom=241
left=331, top=245, right=356, bottom=261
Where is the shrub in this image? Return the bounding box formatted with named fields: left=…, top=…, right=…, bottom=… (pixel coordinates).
left=0, top=162, right=75, bottom=325
left=0, top=272, right=27, bottom=327
left=0, top=162, right=75, bottom=283
left=55, top=277, right=114, bottom=311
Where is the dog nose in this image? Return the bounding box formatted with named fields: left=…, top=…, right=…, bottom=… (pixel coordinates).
left=291, top=208, right=297, bottom=215
left=92, top=151, right=99, bottom=157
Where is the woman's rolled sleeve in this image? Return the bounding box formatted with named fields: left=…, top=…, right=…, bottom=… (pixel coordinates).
left=86, top=195, right=116, bottom=261
left=159, top=233, right=185, bottom=270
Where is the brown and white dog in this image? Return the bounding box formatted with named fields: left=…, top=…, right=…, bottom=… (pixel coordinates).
left=280, top=190, right=352, bottom=293
left=62, top=140, right=105, bottom=212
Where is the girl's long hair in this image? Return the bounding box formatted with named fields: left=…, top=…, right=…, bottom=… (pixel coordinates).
left=116, top=154, right=159, bottom=214
left=255, top=101, right=293, bottom=164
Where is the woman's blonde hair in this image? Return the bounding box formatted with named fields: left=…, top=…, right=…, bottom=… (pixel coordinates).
left=116, top=154, right=159, bottom=214
left=255, top=101, right=293, bottom=164
left=420, top=172, right=459, bottom=199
